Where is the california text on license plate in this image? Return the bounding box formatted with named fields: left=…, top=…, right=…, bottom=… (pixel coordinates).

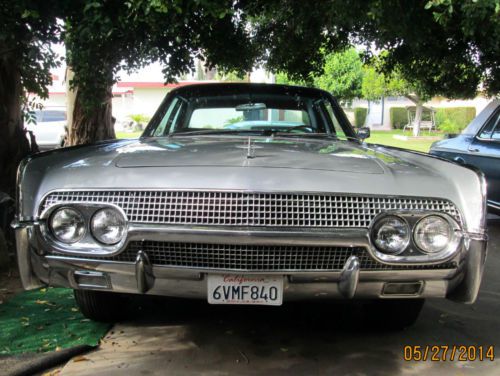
left=207, top=274, right=283, bottom=306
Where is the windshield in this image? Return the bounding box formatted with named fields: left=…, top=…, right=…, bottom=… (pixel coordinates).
left=147, top=88, right=352, bottom=139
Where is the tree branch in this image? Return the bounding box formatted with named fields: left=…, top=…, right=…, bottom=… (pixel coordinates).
left=405, top=94, right=420, bottom=104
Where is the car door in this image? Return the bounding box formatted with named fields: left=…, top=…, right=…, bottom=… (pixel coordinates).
left=467, top=106, right=500, bottom=208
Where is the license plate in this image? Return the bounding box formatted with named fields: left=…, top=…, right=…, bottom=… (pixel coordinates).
left=207, top=274, right=283, bottom=306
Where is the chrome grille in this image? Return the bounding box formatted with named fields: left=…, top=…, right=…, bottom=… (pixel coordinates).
left=100, top=241, right=455, bottom=271
left=41, top=190, right=461, bottom=228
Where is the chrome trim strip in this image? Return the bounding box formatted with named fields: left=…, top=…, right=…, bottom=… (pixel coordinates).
left=36, top=218, right=467, bottom=265
left=44, top=254, right=459, bottom=279
left=44, top=255, right=458, bottom=285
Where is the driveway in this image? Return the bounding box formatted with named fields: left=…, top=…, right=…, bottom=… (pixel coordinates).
left=60, top=219, right=500, bottom=376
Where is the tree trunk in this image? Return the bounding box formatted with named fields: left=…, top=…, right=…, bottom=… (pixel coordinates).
left=66, top=85, right=115, bottom=146
left=405, top=95, right=423, bottom=137
left=413, top=102, right=423, bottom=137
left=0, top=46, right=33, bottom=197
left=64, top=66, right=77, bottom=147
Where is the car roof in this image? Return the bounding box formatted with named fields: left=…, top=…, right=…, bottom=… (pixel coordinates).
left=462, top=99, right=500, bottom=135
left=169, top=83, right=331, bottom=99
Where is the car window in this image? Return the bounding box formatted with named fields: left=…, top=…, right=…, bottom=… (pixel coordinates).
left=154, top=97, right=179, bottom=136
left=323, top=101, right=347, bottom=139
left=148, top=89, right=357, bottom=138
left=478, top=109, right=500, bottom=140
left=187, top=108, right=310, bottom=130
left=34, top=110, right=44, bottom=123
left=42, top=110, right=66, bottom=122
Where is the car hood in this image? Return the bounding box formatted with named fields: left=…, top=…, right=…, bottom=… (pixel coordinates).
left=20, top=135, right=487, bottom=234
left=113, top=136, right=386, bottom=174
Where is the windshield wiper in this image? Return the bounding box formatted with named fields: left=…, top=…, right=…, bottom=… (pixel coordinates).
left=171, top=129, right=265, bottom=136
left=170, top=129, right=340, bottom=139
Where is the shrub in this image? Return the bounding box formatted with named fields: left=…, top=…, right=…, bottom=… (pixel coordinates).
left=128, top=114, right=151, bottom=131
left=353, top=107, right=367, bottom=128
left=389, top=107, right=408, bottom=129
left=435, top=107, right=476, bottom=134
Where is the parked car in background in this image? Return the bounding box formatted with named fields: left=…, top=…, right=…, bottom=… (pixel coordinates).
left=430, top=100, right=500, bottom=214
left=25, top=107, right=67, bottom=151
left=13, top=84, right=487, bottom=329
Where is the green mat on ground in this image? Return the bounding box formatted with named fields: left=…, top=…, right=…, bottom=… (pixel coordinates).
left=0, top=288, right=110, bottom=355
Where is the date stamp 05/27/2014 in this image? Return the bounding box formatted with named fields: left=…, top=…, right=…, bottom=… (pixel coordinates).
left=403, top=345, right=495, bottom=362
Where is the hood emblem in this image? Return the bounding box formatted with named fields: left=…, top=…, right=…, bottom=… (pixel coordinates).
left=246, top=137, right=255, bottom=159
left=236, top=137, right=263, bottom=158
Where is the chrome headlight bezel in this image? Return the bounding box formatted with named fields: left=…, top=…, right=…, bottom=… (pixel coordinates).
left=90, top=207, right=127, bottom=245
left=413, top=214, right=461, bottom=255
left=368, top=211, right=463, bottom=264
left=40, top=203, right=129, bottom=255
left=48, top=207, right=87, bottom=244
left=370, top=215, right=410, bottom=255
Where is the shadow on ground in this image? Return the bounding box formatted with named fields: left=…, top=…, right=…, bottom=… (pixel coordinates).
left=58, top=220, right=500, bottom=375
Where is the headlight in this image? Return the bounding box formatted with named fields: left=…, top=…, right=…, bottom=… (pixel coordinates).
left=372, top=215, right=410, bottom=254
left=50, top=208, right=86, bottom=243
left=414, top=215, right=453, bottom=254
left=90, top=208, right=126, bottom=245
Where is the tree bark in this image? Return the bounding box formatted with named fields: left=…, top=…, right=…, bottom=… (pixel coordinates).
left=66, top=85, right=115, bottom=146
left=64, top=66, right=76, bottom=146
left=406, top=95, right=423, bottom=137
left=413, top=102, right=423, bottom=137
left=0, top=46, right=33, bottom=197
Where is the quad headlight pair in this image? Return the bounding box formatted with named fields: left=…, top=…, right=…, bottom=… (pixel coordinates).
left=371, top=214, right=459, bottom=256
left=49, top=207, right=126, bottom=245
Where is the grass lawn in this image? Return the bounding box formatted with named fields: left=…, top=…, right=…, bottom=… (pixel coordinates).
left=115, top=130, right=442, bottom=154
left=367, top=130, right=443, bottom=153
left=116, top=131, right=142, bottom=139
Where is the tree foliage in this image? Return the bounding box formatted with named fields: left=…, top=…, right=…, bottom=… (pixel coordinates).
left=250, top=0, right=499, bottom=98
left=0, top=1, right=61, bottom=196
left=361, top=65, right=431, bottom=135
left=276, top=48, right=364, bottom=102
left=0, top=1, right=62, bottom=100
left=314, top=49, right=364, bottom=102
left=64, top=0, right=256, bottom=112
left=0, top=0, right=499, bottom=177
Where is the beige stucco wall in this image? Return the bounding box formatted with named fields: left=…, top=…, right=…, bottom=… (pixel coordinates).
left=40, top=94, right=66, bottom=109
left=131, top=88, right=172, bottom=117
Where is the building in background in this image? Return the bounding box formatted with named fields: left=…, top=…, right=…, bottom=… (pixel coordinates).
left=39, top=61, right=273, bottom=132
left=39, top=63, right=487, bottom=132
left=350, top=96, right=490, bottom=130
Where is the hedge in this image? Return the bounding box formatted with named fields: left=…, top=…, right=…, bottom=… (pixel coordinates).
left=435, top=107, right=476, bottom=134
left=389, top=107, right=408, bottom=129
left=389, top=106, right=476, bottom=132
left=353, top=107, right=367, bottom=128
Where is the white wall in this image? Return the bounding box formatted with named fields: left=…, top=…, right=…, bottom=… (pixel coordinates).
left=40, top=94, right=66, bottom=109
left=131, top=88, right=171, bottom=117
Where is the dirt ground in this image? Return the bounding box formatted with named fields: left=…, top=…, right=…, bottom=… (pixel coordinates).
left=56, top=218, right=500, bottom=376
left=0, top=265, right=22, bottom=305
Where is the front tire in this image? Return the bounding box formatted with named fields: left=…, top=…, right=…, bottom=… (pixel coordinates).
left=74, top=290, right=132, bottom=322
left=365, top=299, right=425, bottom=330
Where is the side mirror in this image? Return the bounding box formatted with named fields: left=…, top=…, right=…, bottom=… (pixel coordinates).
left=357, top=127, right=370, bottom=140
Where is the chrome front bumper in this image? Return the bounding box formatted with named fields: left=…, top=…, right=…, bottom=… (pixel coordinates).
left=15, top=225, right=488, bottom=303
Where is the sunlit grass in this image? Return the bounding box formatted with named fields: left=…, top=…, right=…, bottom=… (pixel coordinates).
left=367, top=130, right=444, bottom=153
left=116, top=131, right=142, bottom=139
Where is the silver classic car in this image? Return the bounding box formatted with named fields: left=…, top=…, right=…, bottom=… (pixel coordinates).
left=13, top=84, right=487, bottom=328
